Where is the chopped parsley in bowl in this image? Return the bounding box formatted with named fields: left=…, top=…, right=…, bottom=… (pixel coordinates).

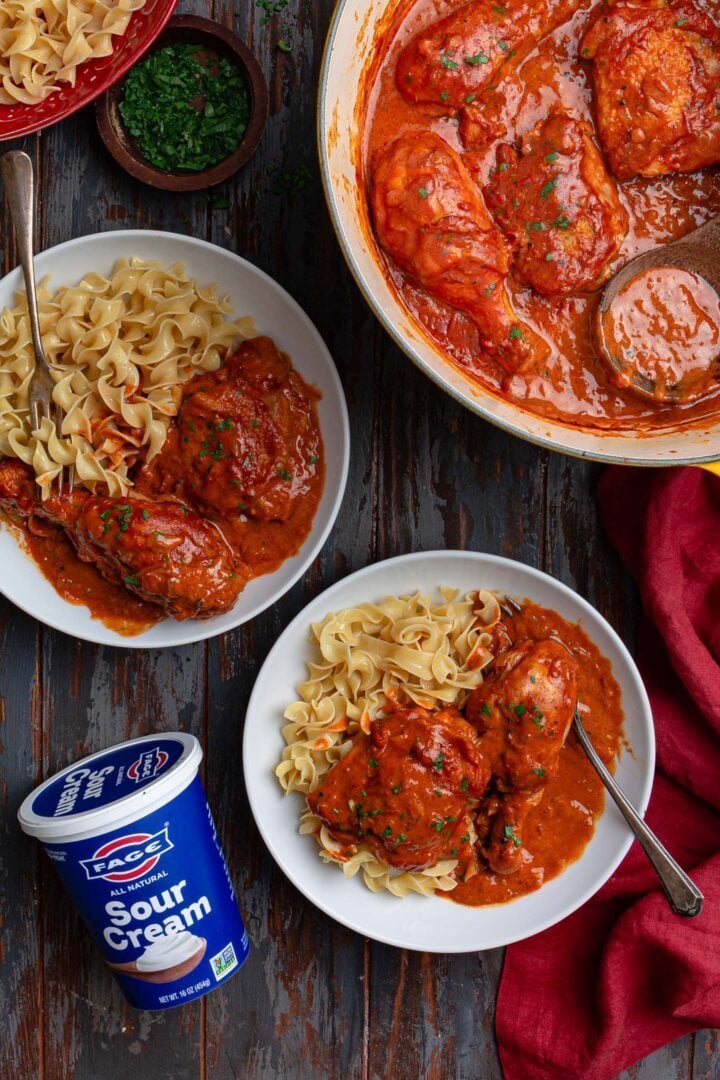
left=119, top=44, right=250, bottom=174
left=96, top=15, right=268, bottom=191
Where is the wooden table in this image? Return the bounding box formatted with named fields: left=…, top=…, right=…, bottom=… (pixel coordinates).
left=0, top=2, right=717, bottom=1077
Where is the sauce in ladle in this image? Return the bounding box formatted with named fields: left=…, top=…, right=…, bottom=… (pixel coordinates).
left=599, top=268, right=720, bottom=403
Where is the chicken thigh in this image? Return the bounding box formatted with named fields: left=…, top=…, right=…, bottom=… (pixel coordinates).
left=466, top=638, right=578, bottom=873
left=371, top=130, right=548, bottom=372
left=396, top=0, right=583, bottom=112
left=484, top=115, right=628, bottom=294
left=308, top=705, right=491, bottom=876
left=0, top=460, right=247, bottom=620
left=142, top=336, right=321, bottom=523
left=581, top=0, right=720, bottom=179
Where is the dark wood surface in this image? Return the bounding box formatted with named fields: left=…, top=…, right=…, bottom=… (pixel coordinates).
left=0, top=2, right=717, bottom=1078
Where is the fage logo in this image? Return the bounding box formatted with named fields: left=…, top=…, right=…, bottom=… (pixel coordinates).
left=80, top=827, right=174, bottom=882
left=127, top=747, right=169, bottom=783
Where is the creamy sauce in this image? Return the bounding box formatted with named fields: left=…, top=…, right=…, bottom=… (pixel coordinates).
left=362, top=0, right=720, bottom=431
left=450, top=601, right=623, bottom=906
left=600, top=267, right=720, bottom=402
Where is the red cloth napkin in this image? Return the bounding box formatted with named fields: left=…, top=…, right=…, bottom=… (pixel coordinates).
left=496, top=466, right=720, bottom=1080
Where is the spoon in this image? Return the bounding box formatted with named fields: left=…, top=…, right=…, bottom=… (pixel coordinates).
left=573, top=707, right=703, bottom=917
left=497, top=596, right=704, bottom=917
left=596, top=215, right=720, bottom=404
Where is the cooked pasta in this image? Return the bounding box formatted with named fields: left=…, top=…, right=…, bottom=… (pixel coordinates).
left=276, top=588, right=502, bottom=897
left=0, top=1, right=147, bottom=106
left=0, top=258, right=254, bottom=495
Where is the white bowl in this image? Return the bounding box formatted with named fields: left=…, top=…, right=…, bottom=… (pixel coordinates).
left=243, top=550, right=654, bottom=952
left=0, top=230, right=350, bottom=648
left=317, top=0, right=720, bottom=466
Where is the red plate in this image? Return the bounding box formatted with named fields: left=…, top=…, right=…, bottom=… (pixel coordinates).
left=0, top=0, right=179, bottom=142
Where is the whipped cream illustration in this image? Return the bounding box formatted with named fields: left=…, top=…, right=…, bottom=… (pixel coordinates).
left=135, top=930, right=204, bottom=973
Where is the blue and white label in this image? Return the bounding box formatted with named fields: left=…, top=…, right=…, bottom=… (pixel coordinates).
left=32, top=738, right=184, bottom=819
left=39, top=773, right=249, bottom=1010
left=79, top=826, right=174, bottom=882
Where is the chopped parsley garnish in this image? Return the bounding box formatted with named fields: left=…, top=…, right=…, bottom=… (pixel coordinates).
left=124, top=575, right=139, bottom=587
left=509, top=325, right=524, bottom=340
left=276, top=468, right=292, bottom=482
left=440, top=91, right=450, bottom=101
left=382, top=827, right=393, bottom=838
left=398, top=833, right=408, bottom=842
left=309, top=454, right=319, bottom=465
left=484, top=282, right=497, bottom=297
left=99, top=509, right=111, bottom=520
left=529, top=674, right=537, bottom=684
left=540, top=176, right=559, bottom=198
left=545, top=151, right=560, bottom=162
left=119, top=44, right=250, bottom=174
left=497, top=162, right=509, bottom=172
left=545, top=252, right=555, bottom=261
left=418, top=187, right=429, bottom=199
left=460, top=777, right=469, bottom=792
left=440, top=54, right=459, bottom=69
left=481, top=702, right=492, bottom=716
left=450, top=847, right=458, bottom=856
left=675, top=16, right=688, bottom=26
left=433, top=753, right=446, bottom=772
left=513, top=703, right=526, bottom=716
left=392, top=784, right=403, bottom=795
left=465, top=92, right=477, bottom=104
left=431, top=820, right=445, bottom=832
left=498, top=39, right=509, bottom=50
left=553, top=214, right=571, bottom=229
left=465, top=53, right=490, bottom=65
left=460, top=833, right=470, bottom=844
left=368, top=758, right=379, bottom=768
left=141, top=509, right=150, bottom=521
left=503, top=824, right=522, bottom=847
left=533, top=767, right=546, bottom=778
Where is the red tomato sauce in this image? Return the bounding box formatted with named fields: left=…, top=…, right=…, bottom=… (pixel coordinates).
left=361, top=0, right=720, bottom=431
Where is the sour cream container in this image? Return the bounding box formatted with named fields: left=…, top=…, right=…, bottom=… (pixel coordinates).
left=18, top=733, right=249, bottom=1010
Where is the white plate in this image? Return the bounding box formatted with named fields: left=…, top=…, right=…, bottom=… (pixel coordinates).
left=243, top=550, right=654, bottom=952
left=0, top=230, right=350, bottom=648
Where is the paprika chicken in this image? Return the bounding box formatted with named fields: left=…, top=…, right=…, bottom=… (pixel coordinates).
left=0, top=459, right=246, bottom=620
left=364, top=0, right=720, bottom=428
left=0, top=335, right=325, bottom=630
left=371, top=130, right=548, bottom=372
left=581, top=0, right=720, bottom=179
left=308, top=628, right=579, bottom=882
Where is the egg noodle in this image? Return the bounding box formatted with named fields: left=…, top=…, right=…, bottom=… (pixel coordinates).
left=276, top=587, right=503, bottom=897
left=0, top=257, right=254, bottom=495
left=0, top=1, right=148, bottom=106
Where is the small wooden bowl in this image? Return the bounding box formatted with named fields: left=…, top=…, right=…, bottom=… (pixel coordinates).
left=96, top=15, right=268, bottom=191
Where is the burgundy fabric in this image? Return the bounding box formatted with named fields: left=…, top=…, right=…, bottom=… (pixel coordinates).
left=496, top=467, right=720, bottom=1080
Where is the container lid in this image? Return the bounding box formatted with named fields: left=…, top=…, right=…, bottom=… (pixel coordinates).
left=18, top=733, right=202, bottom=843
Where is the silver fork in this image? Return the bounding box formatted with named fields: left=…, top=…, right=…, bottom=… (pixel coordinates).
left=498, top=594, right=704, bottom=917
left=0, top=150, right=73, bottom=495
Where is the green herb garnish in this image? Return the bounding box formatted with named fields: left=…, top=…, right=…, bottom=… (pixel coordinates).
left=120, top=44, right=250, bottom=173
left=503, top=824, right=522, bottom=847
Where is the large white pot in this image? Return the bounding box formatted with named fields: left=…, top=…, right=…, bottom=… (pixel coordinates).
left=317, top=0, right=720, bottom=468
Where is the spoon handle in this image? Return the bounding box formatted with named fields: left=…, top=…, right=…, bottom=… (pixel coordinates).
left=573, top=711, right=703, bottom=917
left=0, top=151, right=45, bottom=365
